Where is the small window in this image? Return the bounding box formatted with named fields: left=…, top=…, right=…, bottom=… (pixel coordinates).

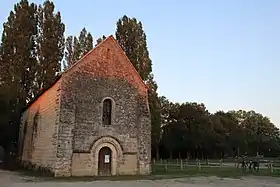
left=102, top=99, right=112, bottom=125
left=106, top=48, right=110, bottom=59
left=32, top=112, right=39, bottom=142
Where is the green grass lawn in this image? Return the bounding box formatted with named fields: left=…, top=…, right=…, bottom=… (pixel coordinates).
left=152, top=164, right=280, bottom=178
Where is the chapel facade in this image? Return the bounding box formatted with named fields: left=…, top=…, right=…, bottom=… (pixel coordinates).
left=17, top=35, right=151, bottom=177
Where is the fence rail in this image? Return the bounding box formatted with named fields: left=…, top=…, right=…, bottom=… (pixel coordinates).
left=151, top=158, right=280, bottom=174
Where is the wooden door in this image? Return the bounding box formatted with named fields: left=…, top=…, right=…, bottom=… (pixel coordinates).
left=98, top=147, right=112, bottom=176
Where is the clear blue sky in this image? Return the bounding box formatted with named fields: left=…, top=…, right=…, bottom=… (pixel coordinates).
left=1, top=0, right=279, bottom=127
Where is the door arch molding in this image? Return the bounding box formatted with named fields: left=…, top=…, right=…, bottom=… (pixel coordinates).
left=91, top=137, right=123, bottom=175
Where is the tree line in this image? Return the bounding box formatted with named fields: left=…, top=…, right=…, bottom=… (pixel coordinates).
left=0, top=0, right=279, bottom=160
left=158, top=98, right=280, bottom=159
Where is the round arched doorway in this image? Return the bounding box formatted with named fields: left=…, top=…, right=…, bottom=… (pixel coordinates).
left=98, top=146, right=112, bottom=176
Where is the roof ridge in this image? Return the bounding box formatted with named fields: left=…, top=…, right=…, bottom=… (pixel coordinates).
left=64, top=35, right=149, bottom=90
left=107, top=35, right=149, bottom=90
left=63, top=35, right=111, bottom=74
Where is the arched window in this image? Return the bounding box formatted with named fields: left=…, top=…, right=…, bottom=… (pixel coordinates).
left=102, top=99, right=112, bottom=125
left=32, top=111, right=39, bottom=140
left=31, top=111, right=39, bottom=153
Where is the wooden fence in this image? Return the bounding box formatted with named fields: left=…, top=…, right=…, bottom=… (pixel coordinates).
left=151, top=158, right=280, bottom=173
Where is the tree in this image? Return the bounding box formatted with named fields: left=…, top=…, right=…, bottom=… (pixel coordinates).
left=172, top=102, right=213, bottom=159
left=229, top=110, right=280, bottom=156
left=78, top=28, right=93, bottom=56
left=159, top=100, right=280, bottom=159
left=159, top=96, right=172, bottom=127
left=211, top=111, right=242, bottom=157
left=0, top=0, right=38, bottom=150
left=147, top=74, right=161, bottom=159
left=95, top=35, right=106, bottom=46
left=116, top=15, right=152, bottom=81
left=115, top=15, right=161, bottom=159
left=64, top=28, right=93, bottom=69
left=0, top=85, right=14, bottom=148
left=63, top=36, right=79, bottom=69
left=37, top=0, right=65, bottom=90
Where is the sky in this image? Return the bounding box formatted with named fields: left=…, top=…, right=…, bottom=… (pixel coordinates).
left=0, top=0, right=279, bottom=127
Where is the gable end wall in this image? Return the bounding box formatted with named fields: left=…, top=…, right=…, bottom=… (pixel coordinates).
left=54, top=36, right=151, bottom=176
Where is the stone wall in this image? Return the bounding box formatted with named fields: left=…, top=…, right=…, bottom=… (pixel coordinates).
left=58, top=74, right=150, bottom=176
left=70, top=75, right=140, bottom=153
left=136, top=96, right=151, bottom=175
left=19, top=79, right=61, bottom=172
left=54, top=76, right=75, bottom=177
left=71, top=153, right=92, bottom=176
left=56, top=36, right=151, bottom=176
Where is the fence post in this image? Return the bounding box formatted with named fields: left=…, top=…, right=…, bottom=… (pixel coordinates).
left=270, top=162, right=274, bottom=173
left=153, top=158, right=156, bottom=164
left=198, top=160, right=201, bottom=170
left=160, top=158, right=162, bottom=164
left=219, top=159, right=222, bottom=167
left=180, top=160, right=183, bottom=171
left=165, top=160, right=168, bottom=172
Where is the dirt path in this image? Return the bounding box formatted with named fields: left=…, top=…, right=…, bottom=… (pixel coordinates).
left=1, top=169, right=280, bottom=187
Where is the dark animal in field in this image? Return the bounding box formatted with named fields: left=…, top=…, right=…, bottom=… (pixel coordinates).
left=249, top=160, right=259, bottom=172
left=237, top=160, right=259, bottom=172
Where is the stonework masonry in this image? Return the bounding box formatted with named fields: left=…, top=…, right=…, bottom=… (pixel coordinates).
left=18, top=36, right=151, bottom=177
left=19, top=79, right=61, bottom=173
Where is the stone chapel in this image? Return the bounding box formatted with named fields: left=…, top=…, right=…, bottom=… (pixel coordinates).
left=17, top=35, right=151, bottom=177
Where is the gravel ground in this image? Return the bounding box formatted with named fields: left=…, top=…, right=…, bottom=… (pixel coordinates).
left=1, top=169, right=280, bottom=187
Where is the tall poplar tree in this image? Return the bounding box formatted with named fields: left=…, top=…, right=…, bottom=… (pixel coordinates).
left=0, top=0, right=38, bottom=149
left=78, top=28, right=93, bottom=57
left=37, top=0, right=65, bottom=90
left=116, top=15, right=152, bottom=81
left=95, top=35, right=106, bottom=46
left=115, top=15, right=161, bottom=158
left=64, top=28, right=93, bottom=69
left=64, top=36, right=74, bottom=70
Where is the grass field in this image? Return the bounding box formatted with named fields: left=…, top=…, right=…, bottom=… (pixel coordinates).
left=151, top=158, right=280, bottom=179
left=152, top=163, right=280, bottom=178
